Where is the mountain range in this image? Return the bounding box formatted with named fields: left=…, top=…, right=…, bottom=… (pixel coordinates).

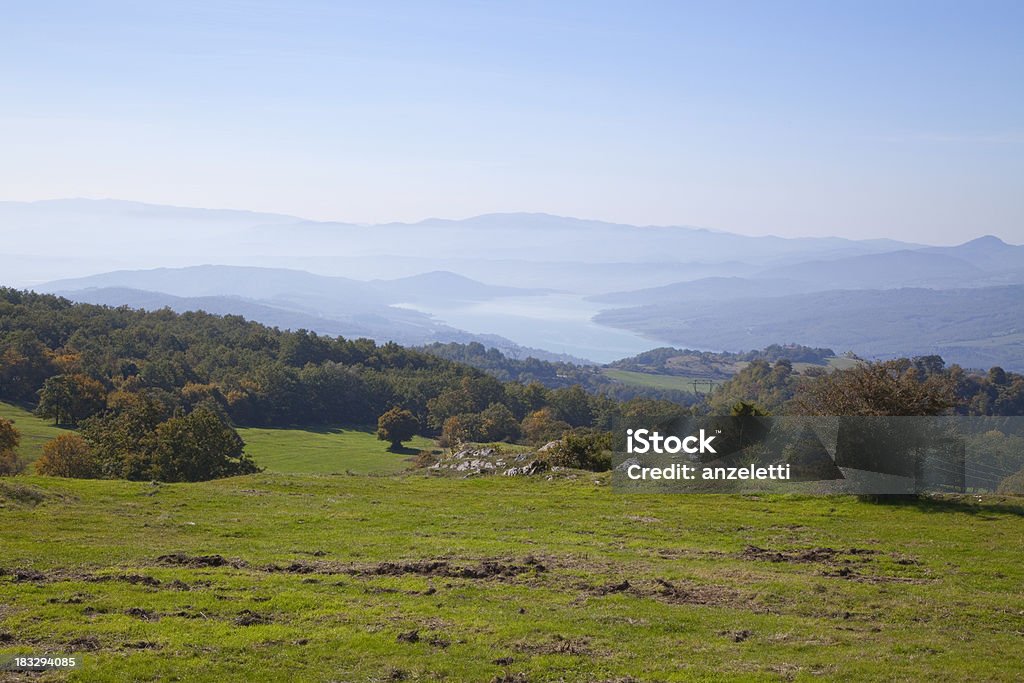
left=3, top=198, right=1023, bottom=369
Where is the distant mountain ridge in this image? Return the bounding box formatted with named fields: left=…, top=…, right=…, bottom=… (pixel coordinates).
left=595, top=284, right=1024, bottom=371
left=1, top=198, right=927, bottom=290
left=4, top=198, right=1023, bottom=368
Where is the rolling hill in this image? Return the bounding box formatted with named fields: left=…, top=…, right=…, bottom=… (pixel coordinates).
left=595, top=284, right=1024, bottom=371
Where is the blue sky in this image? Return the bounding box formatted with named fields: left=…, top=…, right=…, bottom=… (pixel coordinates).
left=2, top=0, right=1022, bottom=243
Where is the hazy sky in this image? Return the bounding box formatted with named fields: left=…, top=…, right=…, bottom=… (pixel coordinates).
left=2, top=1, right=1022, bottom=243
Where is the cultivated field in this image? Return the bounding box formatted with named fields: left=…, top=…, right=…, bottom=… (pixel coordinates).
left=2, top=432, right=1023, bottom=681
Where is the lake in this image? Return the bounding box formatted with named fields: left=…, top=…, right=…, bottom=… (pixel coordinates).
left=394, top=293, right=668, bottom=363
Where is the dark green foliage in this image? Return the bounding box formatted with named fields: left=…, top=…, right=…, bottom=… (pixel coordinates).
left=150, top=408, right=258, bottom=482
left=547, top=430, right=614, bottom=472
left=36, top=373, right=107, bottom=425
left=81, top=403, right=257, bottom=482
left=708, top=360, right=797, bottom=415
left=610, top=344, right=835, bottom=376
left=376, top=407, right=419, bottom=450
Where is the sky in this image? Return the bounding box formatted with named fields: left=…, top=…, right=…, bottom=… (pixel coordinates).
left=1, top=0, right=1022, bottom=243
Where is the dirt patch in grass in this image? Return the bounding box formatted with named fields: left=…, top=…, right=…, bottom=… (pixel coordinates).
left=349, top=557, right=547, bottom=580
left=234, top=610, right=272, bottom=626
left=584, top=576, right=745, bottom=608
left=125, top=607, right=158, bottom=621
left=3, top=568, right=47, bottom=582
left=89, top=573, right=162, bottom=587
left=156, top=553, right=247, bottom=569
left=68, top=635, right=102, bottom=651
left=650, top=577, right=742, bottom=606
left=514, top=635, right=597, bottom=656
left=740, top=546, right=876, bottom=564
left=396, top=629, right=420, bottom=644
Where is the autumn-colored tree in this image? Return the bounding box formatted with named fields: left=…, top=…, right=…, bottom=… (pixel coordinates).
left=793, top=359, right=954, bottom=416
left=0, top=418, right=25, bottom=476
left=35, top=434, right=99, bottom=478
left=520, top=408, right=570, bottom=445
left=0, top=418, right=19, bottom=452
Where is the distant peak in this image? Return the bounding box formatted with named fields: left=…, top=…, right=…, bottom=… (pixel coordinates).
left=961, top=235, right=1009, bottom=248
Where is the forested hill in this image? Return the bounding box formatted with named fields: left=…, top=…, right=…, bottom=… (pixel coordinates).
left=418, top=341, right=701, bottom=404
left=0, top=289, right=691, bottom=439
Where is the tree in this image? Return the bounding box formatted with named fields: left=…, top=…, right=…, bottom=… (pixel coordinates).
left=376, top=407, right=419, bottom=451
left=150, top=407, right=259, bottom=482
left=36, top=374, right=106, bottom=426
left=708, top=360, right=796, bottom=415
left=439, top=414, right=474, bottom=449
left=0, top=418, right=19, bottom=452
left=35, top=434, right=99, bottom=478
left=521, top=408, right=570, bottom=445
left=0, top=450, right=27, bottom=476
left=793, top=359, right=954, bottom=416
left=0, top=418, right=25, bottom=476
left=479, top=402, right=520, bottom=442
left=548, top=430, right=614, bottom=472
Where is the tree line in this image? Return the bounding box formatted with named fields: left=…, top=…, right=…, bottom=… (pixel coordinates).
left=2, top=288, right=1019, bottom=482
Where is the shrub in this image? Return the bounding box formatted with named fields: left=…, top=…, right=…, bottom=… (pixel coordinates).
left=35, top=434, right=100, bottom=478
left=0, top=450, right=28, bottom=476
left=997, top=469, right=1024, bottom=496
left=0, top=418, right=26, bottom=476
left=548, top=430, right=614, bottom=472
left=0, top=418, right=20, bottom=452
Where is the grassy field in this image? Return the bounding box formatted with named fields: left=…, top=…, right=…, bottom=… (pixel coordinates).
left=602, top=368, right=723, bottom=393
left=2, top=466, right=1023, bottom=681
left=236, top=426, right=435, bottom=475
left=0, top=402, right=75, bottom=463
left=603, top=357, right=857, bottom=394
left=0, top=401, right=431, bottom=475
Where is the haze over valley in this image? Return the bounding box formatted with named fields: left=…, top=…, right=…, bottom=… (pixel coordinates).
left=4, top=198, right=1024, bottom=369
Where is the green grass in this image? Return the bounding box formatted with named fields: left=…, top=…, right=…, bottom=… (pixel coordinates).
left=236, top=425, right=434, bottom=475
left=0, top=402, right=76, bottom=463
left=0, top=401, right=430, bottom=475
left=602, top=368, right=723, bottom=393
left=2, top=469, right=1023, bottom=682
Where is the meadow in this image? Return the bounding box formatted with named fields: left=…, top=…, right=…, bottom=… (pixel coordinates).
left=601, top=369, right=722, bottom=394
left=2, top=403, right=1024, bottom=681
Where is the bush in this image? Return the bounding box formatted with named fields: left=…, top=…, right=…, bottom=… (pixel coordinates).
left=0, top=418, right=20, bottom=452
left=997, top=469, right=1024, bottom=496
left=0, top=450, right=28, bottom=476
left=0, top=418, right=26, bottom=476
left=35, top=434, right=100, bottom=478
left=548, top=430, right=614, bottom=472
